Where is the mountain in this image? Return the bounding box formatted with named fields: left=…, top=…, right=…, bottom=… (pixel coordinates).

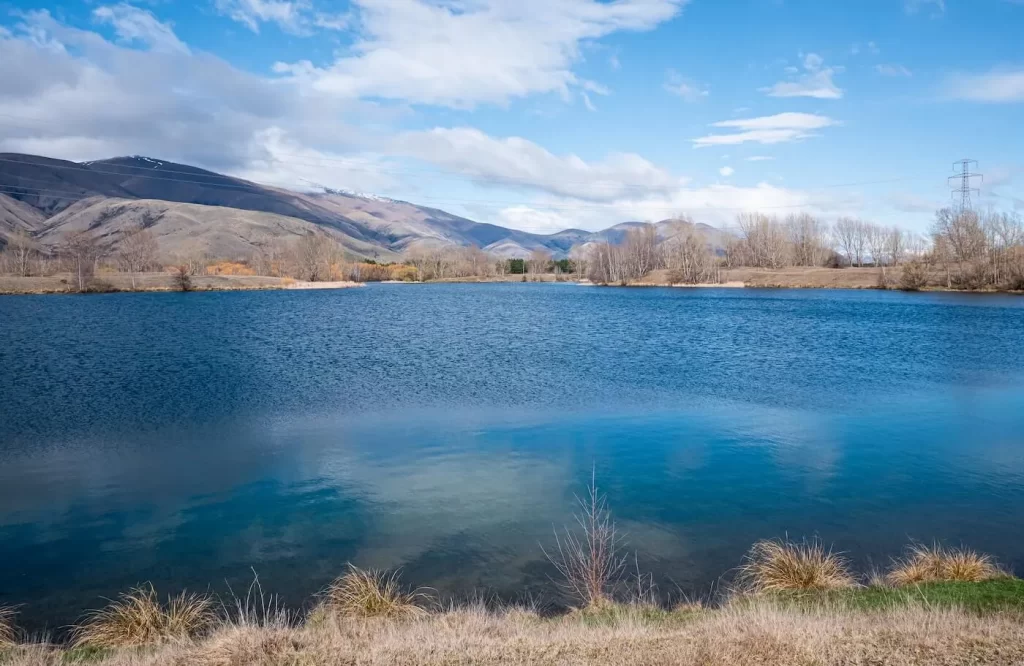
left=0, top=153, right=729, bottom=259
left=0, top=193, right=46, bottom=245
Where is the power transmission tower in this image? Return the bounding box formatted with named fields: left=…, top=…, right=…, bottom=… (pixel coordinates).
left=948, top=159, right=982, bottom=213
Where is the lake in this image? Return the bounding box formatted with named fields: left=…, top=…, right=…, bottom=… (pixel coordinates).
left=2, top=284, right=1024, bottom=630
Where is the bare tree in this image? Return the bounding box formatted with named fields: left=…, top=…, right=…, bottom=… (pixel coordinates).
left=294, top=233, right=343, bottom=282
left=542, top=473, right=627, bottom=608
left=932, top=208, right=986, bottom=286
left=528, top=248, right=552, bottom=275
left=736, top=213, right=788, bottom=269
left=117, top=224, right=159, bottom=289
left=3, top=231, right=35, bottom=277
left=568, top=244, right=589, bottom=280
left=62, top=231, right=100, bottom=292
left=785, top=213, right=830, bottom=267
left=832, top=217, right=874, bottom=267
left=886, top=226, right=907, bottom=267
left=622, top=224, right=661, bottom=277
left=983, top=212, right=1023, bottom=286
left=664, top=228, right=720, bottom=284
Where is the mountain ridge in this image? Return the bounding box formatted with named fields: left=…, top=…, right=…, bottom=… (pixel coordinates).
left=0, top=153, right=730, bottom=259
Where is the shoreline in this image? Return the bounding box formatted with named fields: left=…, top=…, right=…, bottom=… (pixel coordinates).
left=0, top=274, right=364, bottom=295
left=3, top=268, right=1023, bottom=295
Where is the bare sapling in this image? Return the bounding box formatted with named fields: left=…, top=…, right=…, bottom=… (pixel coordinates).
left=543, top=472, right=627, bottom=609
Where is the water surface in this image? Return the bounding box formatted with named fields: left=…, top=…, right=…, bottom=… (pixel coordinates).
left=1, top=284, right=1023, bottom=629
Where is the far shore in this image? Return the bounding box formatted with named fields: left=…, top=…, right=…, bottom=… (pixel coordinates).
left=0, top=273, right=363, bottom=295
left=3, top=266, right=1022, bottom=295
left=427, top=266, right=1023, bottom=294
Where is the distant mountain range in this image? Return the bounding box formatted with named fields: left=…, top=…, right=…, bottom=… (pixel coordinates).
left=0, top=153, right=730, bottom=261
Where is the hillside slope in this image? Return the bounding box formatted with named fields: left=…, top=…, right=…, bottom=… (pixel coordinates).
left=0, top=153, right=730, bottom=260
left=35, top=197, right=401, bottom=261
left=0, top=193, right=46, bottom=247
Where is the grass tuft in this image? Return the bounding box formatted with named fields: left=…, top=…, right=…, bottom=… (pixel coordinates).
left=887, top=543, right=1005, bottom=586
left=0, top=606, right=18, bottom=648
left=322, top=565, right=427, bottom=619
left=72, top=585, right=215, bottom=648
left=736, top=538, right=857, bottom=593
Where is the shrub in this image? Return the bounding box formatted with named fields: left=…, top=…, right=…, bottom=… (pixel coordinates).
left=887, top=544, right=1004, bottom=586
left=543, top=476, right=627, bottom=609
left=207, top=261, right=255, bottom=277
left=736, top=538, right=857, bottom=593
left=72, top=585, right=215, bottom=648
left=171, top=266, right=193, bottom=292
left=899, top=261, right=928, bottom=291
left=322, top=565, right=426, bottom=619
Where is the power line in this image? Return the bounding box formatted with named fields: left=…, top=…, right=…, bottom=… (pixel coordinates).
left=949, top=159, right=982, bottom=213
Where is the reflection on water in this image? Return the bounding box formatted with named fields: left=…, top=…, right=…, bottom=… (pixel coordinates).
left=1, top=285, right=1023, bottom=629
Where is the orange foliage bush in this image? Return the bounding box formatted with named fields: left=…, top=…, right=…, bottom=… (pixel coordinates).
left=348, top=262, right=417, bottom=281
left=207, top=261, right=255, bottom=276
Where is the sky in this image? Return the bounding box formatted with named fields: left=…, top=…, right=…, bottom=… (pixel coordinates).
left=0, top=0, right=1022, bottom=235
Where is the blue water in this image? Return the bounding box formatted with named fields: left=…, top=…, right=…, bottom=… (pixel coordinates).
left=1, top=284, right=1024, bottom=629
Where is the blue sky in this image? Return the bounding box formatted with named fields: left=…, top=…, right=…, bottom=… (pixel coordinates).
left=0, top=0, right=1021, bottom=233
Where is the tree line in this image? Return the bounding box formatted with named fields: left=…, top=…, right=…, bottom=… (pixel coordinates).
left=2, top=208, right=1022, bottom=292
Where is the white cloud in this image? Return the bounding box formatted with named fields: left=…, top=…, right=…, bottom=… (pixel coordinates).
left=746, top=155, right=773, bottom=162
left=663, top=70, right=708, bottom=101
left=273, top=0, right=687, bottom=108
left=719, top=166, right=734, bottom=177
left=761, top=52, right=843, bottom=99
left=693, top=112, right=838, bottom=147
left=391, top=127, right=681, bottom=202
left=215, top=0, right=315, bottom=34
left=0, top=10, right=376, bottom=174
left=876, top=63, right=912, bottom=77
left=92, top=4, right=188, bottom=53
left=488, top=180, right=856, bottom=233
left=904, top=0, right=945, bottom=16
left=945, top=68, right=1024, bottom=102
left=0, top=6, right=875, bottom=237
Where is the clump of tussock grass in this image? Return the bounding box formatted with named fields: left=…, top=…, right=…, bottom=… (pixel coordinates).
left=887, top=543, right=1005, bottom=586
left=321, top=565, right=427, bottom=619
left=0, top=606, right=18, bottom=648
left=72, top=585, right=215, bottom=648
left=736, top=538, right=857, bottom=594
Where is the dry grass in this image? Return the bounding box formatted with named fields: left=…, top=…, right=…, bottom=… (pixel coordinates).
left=888, top=544, right=1005, bottom=586
left=6, top=601, right=1024, bottom=666
left=736, top=538, right=858, bottom=593
left=320, top=565, right=427, bottom=619
left=0, top=606, right=18, bottom=648
left=71, top=585, right=215, bottom=648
